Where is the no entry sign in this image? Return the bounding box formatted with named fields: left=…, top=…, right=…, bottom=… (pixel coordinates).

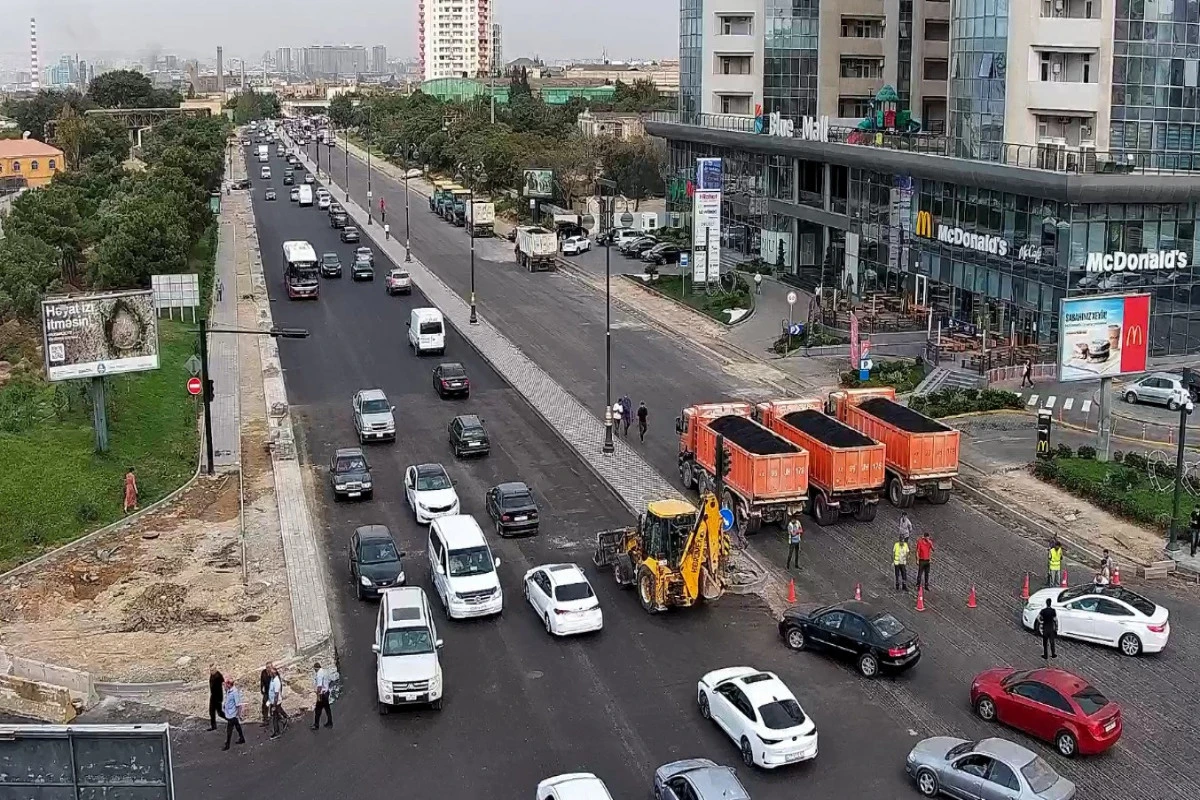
left=187, top=376, right=202, bottom=396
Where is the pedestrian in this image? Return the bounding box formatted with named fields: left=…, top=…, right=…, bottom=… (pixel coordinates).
left=221, top=678, right=246, bottom=751
left=267, top=666, right=284, bottom=740
left=1047, top=539, right=1064, bottom=587
left=1038, top=598, right=1058, bottom=659
left=216, top=277, right=224, bottom=302
left=208, top=665, right=226, bottom=731
left=1021, top=359, right=1034, bottom=388
left=258, top=662, right=273, bottom=725
left=754, top=273, right=763, bottom=294
left=311, top=662, right=333, bottom=730
left=898, top=511, right=913, bottom=541
left=785, top=516, right=803, bottom=569
left=915, top=530, right=933, bottom=591
left=123, top=468, right=139, bottom=514
left=893, top=532, right=910, bottom=591
left=1096, top=548, right=1113, bottom=585
left=622, top=396, right=632, bottom=437
left=637, top=401, right=648, bottom=442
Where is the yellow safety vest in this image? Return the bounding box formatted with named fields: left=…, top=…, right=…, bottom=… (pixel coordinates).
left=1048, top=547, right=1062, bottom=571
left=893, top=542, right=909, bottom=565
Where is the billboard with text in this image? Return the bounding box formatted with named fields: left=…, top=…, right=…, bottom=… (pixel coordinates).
left=523, top=169, right=553, bottom=198
left=41, top=290, right=160, bottom=382
left=1058, top=293, right=1150, bottom=382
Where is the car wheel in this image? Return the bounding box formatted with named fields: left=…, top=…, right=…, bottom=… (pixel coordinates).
left=378, top=702, right=390, bottom=715
left=431, top=697, right=443, bottom=711
left=1169, top=399, right=1180, bottom=411
left=915, top=768, right=939, bottom=797
left=544, top=613, right=553, bottom=634
left=1124, top=391, right=1137, bottom=404
left=1055, top=730, right=1078, bottom=758
left=857, top=652, right=879, bottom=678
left=1119, top=632, right=1143, bottom=656
left=974, top=695, right=996, bottom=721
left=784, top=626, right=806, bottom=650
left=740, top=737, right=755, bottom=767
left=698, top=691, right=711, bottom=720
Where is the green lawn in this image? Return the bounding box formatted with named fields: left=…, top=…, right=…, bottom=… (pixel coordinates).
left=634, top=274, right=751, bottom=324
left=0, top=319, right=201, bottom=571
left=1033, top=453, right=1194, bottom=532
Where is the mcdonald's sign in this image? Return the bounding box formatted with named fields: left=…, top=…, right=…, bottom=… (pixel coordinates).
left=1125, top=323, right=1144, bottom=348
left=915, top=210, right=934, bottom=239
left=1058, top=293, right=1151, bottom=382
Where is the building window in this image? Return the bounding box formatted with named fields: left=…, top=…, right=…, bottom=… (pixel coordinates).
left=841, top=17, right=884, bottom=38
left=717, top=55, right=753, bottom=75
left=719, top=94, right=752, bottom=115
left=924, top=59, right=949, bottom=81
left=10, top=161, right=20, bottom=172
left=924, top=20, right=949, bottom=41
left=838, top=96, right=874, bottom=118
left=719, top=15, right=753, bottom=35
left=30, top=160, right=39, bottom=171
left=840, top=58, right=884, bottom=79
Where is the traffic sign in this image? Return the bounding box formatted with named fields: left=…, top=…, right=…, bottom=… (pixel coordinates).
left=719, top=507, right=735, bottom=532
left=185, top=355, right=202, bottom=376
left=581, top=214, right=596, bottom=231
left=187, top=377, right=203, bottom=396
left=620, top=211, right=634, bottom=227
left=786, top=291, right=797, bottom=306
left=788, top=324, right=804, bottom=336
left=680, top=252, right=690, bottom=269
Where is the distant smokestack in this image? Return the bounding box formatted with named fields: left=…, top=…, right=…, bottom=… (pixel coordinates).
left=30, top=18, right=40, bottom=90
left=79, top=59, right=88, bottom=92
left=240, top=60, right=246, bottom=90
left=216, top=46, right=224, bottom=91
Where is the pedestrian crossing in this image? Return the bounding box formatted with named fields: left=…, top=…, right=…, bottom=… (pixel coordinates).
left=1015, top=390, right=1095, bottom=425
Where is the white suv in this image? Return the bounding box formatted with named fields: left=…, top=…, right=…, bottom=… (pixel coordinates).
left=374, top=587, right=443, bottom=712
left=428, top=515, right=503, bottom=619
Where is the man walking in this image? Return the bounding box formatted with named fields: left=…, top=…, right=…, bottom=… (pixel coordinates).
left=1047, top=539, right=1064, bottom=587
left=637, top=401, right=648, bottom=442
left=221, top=678, right=246, bottom=751
left=1021, top=359, right=1034, bottom=388
left=893, top=532, right=910, bottom=591
left=754, top=272, right=763, bottom=294
left=208, top=665, right=226, bottom=731
left=311, top=662, right=333, bottom=730
left=1038, top=598, right=1058, bottom=659
left=621, top=396, right=632, bottom=438
left=267, top=666, right=284, bottom=740
left=1097, top=548, right=1113, bottom=585
left=915, top=530, right=933, bottom=591
left=785, top=516, right=803, bottom=570
left=259, top=662, right=273, bottom=724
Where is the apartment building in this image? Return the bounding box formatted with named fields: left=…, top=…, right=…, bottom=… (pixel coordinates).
left=301, top=45, right=369, bottom=77
left=419, top=0, right=493, bottom=81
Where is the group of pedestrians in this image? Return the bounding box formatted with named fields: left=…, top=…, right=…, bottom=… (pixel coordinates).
left=207, top=661, right=334, bottom=751
left=613, top=396, right=649, bottom=442
left=890, top=513, right=933, bottom=592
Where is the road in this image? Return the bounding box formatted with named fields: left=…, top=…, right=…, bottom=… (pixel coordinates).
left=268, top=136, right=1200, bottom=800
left=168, top=144, right=919, bottom=800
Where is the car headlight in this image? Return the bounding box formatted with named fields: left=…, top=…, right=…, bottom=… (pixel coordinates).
left=335, top=483, right=347, bottom=490
left=429, top=671, right=442, bottom=692
left=360, top=575, right=372, bottom=587
left=396, top=570, right=405, bottom=583
left=362, top=480, right=372, bottom=488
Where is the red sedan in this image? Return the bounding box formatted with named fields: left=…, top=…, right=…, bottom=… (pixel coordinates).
left=971, top=667, right=1121, bottom=757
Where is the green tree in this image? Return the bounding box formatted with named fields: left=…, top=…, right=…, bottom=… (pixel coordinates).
left=0, top=234, right=62, bottom=318
left=600, top=136, right=666, bottom=209
left=2, top=184, right=87, bottom=283
left=612, top=79, right=672, bottom=112
left=2, top=89, right=89, bottom=139
left=230, top=91, right=280, bottom=124
left=328, top=93, right=359, bottom=127
left=87, top=70, right=158, bottom=108
left=90, top=197, right=190, bottom=288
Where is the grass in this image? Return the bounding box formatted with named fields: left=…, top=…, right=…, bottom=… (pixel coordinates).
left=1033, top=450, right=1192, bottom=532
left=637, top=274, right=751, bottom=323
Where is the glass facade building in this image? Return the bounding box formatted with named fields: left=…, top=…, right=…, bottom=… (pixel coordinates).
left=762, top=0, right=821, bottom=120
left=947, top=0, right=1010, bottom=161
left=679, top=0, right=704, bottom=119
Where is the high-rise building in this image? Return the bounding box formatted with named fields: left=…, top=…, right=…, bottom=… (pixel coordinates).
left=372, top=45, right=388, bottom=74
left=301, top=45, right=369, bottom=77
left=491, top=23, right=503, bottom=76
left=276, top=47, right=295, bottom=73
left=419, top=0, right=492, bottom=81
left=29, top=17, right=39, bottom=90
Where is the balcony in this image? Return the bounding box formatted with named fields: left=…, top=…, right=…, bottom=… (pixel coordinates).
left=1028, top=80, right=1101, bottom=114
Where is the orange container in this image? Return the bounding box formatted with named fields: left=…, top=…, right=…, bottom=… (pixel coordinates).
left=758, top=399, right=885, bottom=494
left=832, top=388, right=960, bottom=480
left=680, top=404, right=809, bottom=503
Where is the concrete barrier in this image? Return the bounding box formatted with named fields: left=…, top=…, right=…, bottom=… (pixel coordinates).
left=0, top=673, right=77, bottom=723
left=2, top=649, right=96, bottom=705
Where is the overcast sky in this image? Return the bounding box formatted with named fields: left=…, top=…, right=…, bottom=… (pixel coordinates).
left=2, top=0, right=677, bottom=64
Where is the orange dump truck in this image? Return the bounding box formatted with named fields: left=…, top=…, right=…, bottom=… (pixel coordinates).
left=756, top=398, right=886, bottom=526
left=831, top=387, right=959, bottom=507
left=676, top=402, right=810, bottom=534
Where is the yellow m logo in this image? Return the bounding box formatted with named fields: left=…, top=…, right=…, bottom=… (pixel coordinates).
left=916, top=210, right=933, bottom=239
left=1125, top=325, right=1144, bottom=346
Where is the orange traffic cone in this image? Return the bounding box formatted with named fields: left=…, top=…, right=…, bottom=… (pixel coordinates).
left=1060, top=568, right=1069, bottom=588
left=916, top=586, right=926, bottom=612
left=967, top=585, right=978, bottom=608
left=787, top=579, right=796, bottom=604
left=854, top=582, right=862, bottom=601
left=1112, top=566, right=1121, bottom=586
left=1021, top=573, right=1031, bottom=600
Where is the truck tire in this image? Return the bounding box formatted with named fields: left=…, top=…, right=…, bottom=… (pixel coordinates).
left=812, top=492, right=838, bottom=527
left=637, top=566, right=662, bottom=614
left=679, top=460, right=696, bottom=490
left=888, top=476, right=914, bottom=508
left=854, top=502, right=878, bottom=522
left=928, top=487, right=951, bottom=505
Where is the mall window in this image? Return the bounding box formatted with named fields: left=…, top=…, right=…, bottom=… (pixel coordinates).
left=719, top=94, right=752, bottom=114
left=719, top=15, right=753, bottom=35
left=841, top=17, right=884, bottom=38
left=839, top=96, right=874, bottom=118
left=841, top=58, right=884, bottom=79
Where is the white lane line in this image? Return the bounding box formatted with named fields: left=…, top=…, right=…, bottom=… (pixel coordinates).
left=1045, top=395, right=1057, bottom=409
left=1081, top=399, right=1093, bottom=414
left=1063, top=398, right=1075, bottom=411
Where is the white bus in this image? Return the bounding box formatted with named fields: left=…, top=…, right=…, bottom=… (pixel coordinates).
left=282, top=240, right=320, bottom=300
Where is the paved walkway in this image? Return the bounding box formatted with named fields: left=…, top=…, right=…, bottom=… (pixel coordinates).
left=206, top=158, right=244, bottom=472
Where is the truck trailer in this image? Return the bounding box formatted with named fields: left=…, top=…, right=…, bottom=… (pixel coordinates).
left=465, top=200, right=495, bottom=237
left=830, top=387, right=959, bottom=507
left=515, top=226, right=558, bottom=272
left=757, top=399, right=885, bottom=526
left=677, top=402, right=809, bottom=534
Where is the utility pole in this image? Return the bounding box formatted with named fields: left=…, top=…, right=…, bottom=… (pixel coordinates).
left=199, top=317, right=215, bottom=474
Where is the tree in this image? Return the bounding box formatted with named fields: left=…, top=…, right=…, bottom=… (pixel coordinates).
left=87, top=70, right=158, bottom=108
left=328, top=93, right=359, bottom=127
left=2, top=184, right=87, bottom=284
left=0, top=234, right=62, bottom=319
left=230, top=91, right=280, bottom=124
left=600, top=136, right=666, bottom=210
left=509, top=66, right=532, bottom=99
left=612, top=79, right=672, bottom=112
left=90, top=197, right=190, bottom=288
left=2, top=89, right=89, bottom=139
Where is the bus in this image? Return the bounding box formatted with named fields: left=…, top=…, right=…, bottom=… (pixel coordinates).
left=283, top=240, right=320, bottom=299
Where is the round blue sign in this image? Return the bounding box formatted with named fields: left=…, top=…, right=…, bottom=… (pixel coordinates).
left=719, top=507, right=735, bottom=532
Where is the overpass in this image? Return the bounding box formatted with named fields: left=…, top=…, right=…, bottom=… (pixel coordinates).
left=281, top=99, right=331, bottom=115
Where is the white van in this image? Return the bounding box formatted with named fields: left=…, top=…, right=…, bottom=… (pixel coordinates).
left=408, top=307, right=445, bottom=356
left=373, top=587, right=443, bottom=712
left=428, top=515, right=503, bottom=619
left=297, top=184, right=313, bottom=207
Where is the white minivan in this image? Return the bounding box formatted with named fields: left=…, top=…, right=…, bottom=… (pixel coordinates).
left=373, top=587, right=443, bottom=712
left=408, top=307, right=446, bottom=356
left=428, top=515, right=503, bottom=619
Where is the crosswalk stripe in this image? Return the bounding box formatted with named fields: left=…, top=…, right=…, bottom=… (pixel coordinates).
left=1027, top=394, right=1040, bottom=407
left=1045, top=395, right=1057, bottom=409
left=1063, top=398, right=1074, bottom=411
left=1081, top=399, right=1093, bottom=414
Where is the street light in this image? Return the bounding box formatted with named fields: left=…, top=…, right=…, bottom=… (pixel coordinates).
left=196, top=321, right=309, bottom=475
left=457, top=162, right=485, bottom=325
left=1167, top=397, right=1195, bottom=551
left=366, top=105, right=373, bottom=225
left=598, top=176, right=617, bottom=455
left=395, top=145, right=416, bottom=263
left=344, top=123, right=350, bottom=202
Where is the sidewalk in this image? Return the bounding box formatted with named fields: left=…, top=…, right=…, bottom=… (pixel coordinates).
left=205, top=161, right=243, bottom=472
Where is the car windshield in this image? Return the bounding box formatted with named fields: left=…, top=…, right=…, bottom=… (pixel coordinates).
left=1072, top=686, right=1110, bottom=716
left=1001, top=670, right=1034, bottom=688
left=503, top=491, right=534, bottom=509
left=359, top=541, right=399, bottom=565
left=1021, top=756, right=1060, bottom=794
left=872, top=613, right=905, bottom=639
left=440, top=366, right=465, bottom=378
left=554, top=581, right=593, bottom=602
left=361, top=399, right=390, bottom=414
left=416, top=470, right=451, bottom=491
left=758, top=698, right=807, bottom=730
left=335, top=456, right=367, bottom=472
left=448, top=545, right=495, bottom=577
left=322, top=254, right=338, bottom=264
left=381, top=627, right=433, bottom=656
left=344, top=227, right=358, bottom=234
left=391, top=271, right=408, bottom=280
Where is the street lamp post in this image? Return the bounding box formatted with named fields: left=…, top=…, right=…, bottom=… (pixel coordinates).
left=396, top=145, right=414, bottom=262
left=1168, top=399, right=1195, bottom=550
left=366, top=106, right=373, bottom=225
left=344, top=126, right=350, bottom=202
left=598, top=177, right=617, bottom=455
left=458, top=163, right=483, bottom=324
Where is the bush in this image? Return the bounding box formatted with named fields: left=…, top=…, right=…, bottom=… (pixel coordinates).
left=1124, top=452, right=1148, bottom=471
left=1054, top=443, right=1074, bottom=459
left=1112, top=450, right=1125, bottom=464
left=840, top=358, right=926, bottom=393
left=1076, top=445, right=1097, bottom=460
left=909, top=387, right=1023, bottom=418
left=1034, top=454, right=1193, bottom=532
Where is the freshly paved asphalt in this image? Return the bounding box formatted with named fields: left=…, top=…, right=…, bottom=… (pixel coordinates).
left=167, top=144, right=916, bottom=800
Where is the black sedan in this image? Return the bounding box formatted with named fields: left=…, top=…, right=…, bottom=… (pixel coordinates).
left=348, top=524, right=405, bottom=600
left=340, top=226, right=360, bottom=243
left=642, top=243, right=682, bottom=265
left=351, top=256, right=374, bottom=281
left=283, top=174, right=294, bottom=185
left=448, top=414, right=490, bottom=458
left=485, top=481, right=540, bottom=536
left=622, top=237, right=660, bottom=258
left=778, top=600, right=920, bottom=678
left=433, top=362, right=470, bottom=398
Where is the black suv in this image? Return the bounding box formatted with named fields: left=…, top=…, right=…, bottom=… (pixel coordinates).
left=330, top=447, right=373, bottom=500
left=348, top=525, right=405, bottom=599
left=448, top=414, right=490, bottom=458
left=485, top=482, right=540, bottom=537
left=321, top=252, right=342, bottom=278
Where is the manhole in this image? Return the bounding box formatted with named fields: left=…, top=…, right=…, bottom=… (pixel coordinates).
left=243, top=613, right=261, bottom=623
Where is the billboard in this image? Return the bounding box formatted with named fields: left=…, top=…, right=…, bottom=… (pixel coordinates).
left=693, top=158, right=722, bottom=282
left=1058, top=293, right=1150, bottom=382
left=523, top=169, right=553, bottom=198
left=42, top=290, right=160, bottom=382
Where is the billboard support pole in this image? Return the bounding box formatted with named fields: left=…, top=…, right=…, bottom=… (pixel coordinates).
left=1097, top=376, right=1113, bottom=461
left=90, top=376, right=109, bottom=453
left=200, top=318, right=215, bottom=476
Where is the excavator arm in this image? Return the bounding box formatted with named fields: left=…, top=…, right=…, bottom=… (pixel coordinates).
left=678, top=492, right=727, bottom=602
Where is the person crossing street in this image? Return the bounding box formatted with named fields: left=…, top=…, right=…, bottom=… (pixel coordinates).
left=311, top=662, right=333, bottom=730
left=221, top=679, right=246, bottom=751
left=893, top=532, right=910, bottom=591
left=785, top=516, right=803, bottom=569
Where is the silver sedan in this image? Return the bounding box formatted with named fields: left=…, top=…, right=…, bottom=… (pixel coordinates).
left=906, top=737, right=1075, bottom=800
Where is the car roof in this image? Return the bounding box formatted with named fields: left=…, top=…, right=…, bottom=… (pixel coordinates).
left=390, top=267, right=408, bottom=274
left=432, top=515, right=486, bottom=549
left=358, top=388, right=387, bottom=401
left=675, top=763, right=747, bottom=799
left=455, top=414, right=483, bottom=427
left=381, top=586, right=429, bottom=625
left=497, top=481, right=530, bottom=495
left=536, top=773, right=612, bottom=800
left=415, top=462, right=448, bottom=478
left=543, top=563, right=588, bottom=585
left=354, top=524, right=393, bottom=542
left=1022, top=667, right=1094, bottom=695
left=723, top=670, right=790, bottom=704
left=438, top=362, right=466, bottom=371
left=335, top=447, right=364, bottom=458
left=974, top=737, right=1037, bottom=767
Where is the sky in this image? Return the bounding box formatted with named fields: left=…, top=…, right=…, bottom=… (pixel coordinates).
left=2, top=0, right=678, bottom=65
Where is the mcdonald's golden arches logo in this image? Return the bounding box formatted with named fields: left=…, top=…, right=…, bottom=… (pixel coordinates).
left=1125, top=324, right=1144, bottom=347
left=915, top=210, right=934, bottom=239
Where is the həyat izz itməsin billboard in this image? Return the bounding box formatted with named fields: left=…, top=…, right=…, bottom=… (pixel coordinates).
left=41, top=290, right=160, bottom=381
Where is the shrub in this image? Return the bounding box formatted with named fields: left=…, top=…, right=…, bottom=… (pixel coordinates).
left=840, top=358, right=926, bottom=392
left=1124, top=452, right=1148, bottom=471
left=1054, top=443, right=1074, bottom=459
left=910, top=386, right=1022, bottom=418
left=1112, top=450, right=1125, bottom=464
left=1076, top=445, right=1097, bottom=460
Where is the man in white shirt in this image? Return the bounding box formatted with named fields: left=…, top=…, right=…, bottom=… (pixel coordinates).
left=267, top=667, right=284, bottom=739
left=312, top=662, right=333, bottom=730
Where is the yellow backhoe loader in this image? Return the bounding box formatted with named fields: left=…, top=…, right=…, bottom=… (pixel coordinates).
left=593, top=492, right=731, bottom=613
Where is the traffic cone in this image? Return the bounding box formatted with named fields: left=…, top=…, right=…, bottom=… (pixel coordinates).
left=1021, top=573, right=1031, bottom=600
left=787, top=579, right=796, bottom=604
left=1060, top=568, right=1069, bottom=588
left=916, top=586, right=926, bottom=612
left=967, top=585, right=978, bottom=608
left=854, top=582, right=862, bottom=601
left=1112, top=566, right=1121, bottom=586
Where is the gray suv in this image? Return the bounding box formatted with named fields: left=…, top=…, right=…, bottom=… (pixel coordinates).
left=353, top=389, right=396, bottom=443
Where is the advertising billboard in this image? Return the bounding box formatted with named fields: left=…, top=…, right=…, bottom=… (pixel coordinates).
left=1057, top=293, right=1150, bottom=382
left=522, top=169, right=553, bottom=198
left=693, top=158, right=722, bottom=282
left=42, top=290, right=160, bottom=382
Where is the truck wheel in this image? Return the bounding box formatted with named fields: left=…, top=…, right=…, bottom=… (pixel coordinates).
left=679, top=460, right=696, bottom=490
left=888, top=476, right=915, bottom=508
left=812, top=493, right=838, bottom=527
left=928, top=487, right=951, bottom=505
left=743, top=514, right=761, bottom=535
left=637, top=566, right=662, bottom=613
left=854, top=502, right=878, bottom=522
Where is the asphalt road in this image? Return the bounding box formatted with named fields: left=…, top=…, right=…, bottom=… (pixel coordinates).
left=168, top=144, right=922, bottom=800
left=278, top=136, right=1200, bottom=800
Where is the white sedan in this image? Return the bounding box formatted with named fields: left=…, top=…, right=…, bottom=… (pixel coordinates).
left=697, top=666, right=818, bottom=769
left=403, top=463, right=461, bottom=525
left=535, top=773, right=614, bottom=800
left=1023, top=583, right=1169, bottom=656
left=562, top=235, right=591, bottom=256
left=523, top=564, right=603, bottom=636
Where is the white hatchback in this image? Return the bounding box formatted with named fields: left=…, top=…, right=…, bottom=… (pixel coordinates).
left=1023, top=584, right=1169, bottom=656
left=697, top=666, right=818, bottom=769
left=523, top=564, right=603, bottom=636
left=562, top=235, right=591, bottom=256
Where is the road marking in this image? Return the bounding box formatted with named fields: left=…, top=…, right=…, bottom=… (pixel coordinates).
left=1081, top=399, right=1093, bottom=414
left=1062, top=398, right=1074, bottom=411
left=1045, top=395, right=1057, bottom=409
left=1027, top=394, right=1039, bottom=407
